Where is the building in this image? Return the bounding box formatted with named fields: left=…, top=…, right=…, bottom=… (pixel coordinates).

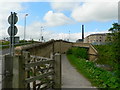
left=84, top=33, right=107, bottom=45
left=76, top=25, right=84, bottom=43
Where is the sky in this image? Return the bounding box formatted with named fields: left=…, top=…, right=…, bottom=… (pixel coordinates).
left=0, top=0, right=119, bottom=42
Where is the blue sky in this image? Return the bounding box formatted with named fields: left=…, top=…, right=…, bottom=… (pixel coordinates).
left=18, top=2, right=117, bottom=33
left=0, top=1, right=118, bottom=41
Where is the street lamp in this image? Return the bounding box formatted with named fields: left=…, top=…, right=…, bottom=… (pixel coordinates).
left=24, top=14, right=28, bottom=42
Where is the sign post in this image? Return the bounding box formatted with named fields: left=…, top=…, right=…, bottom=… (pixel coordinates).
left=8, top=12, right=18, bottom=56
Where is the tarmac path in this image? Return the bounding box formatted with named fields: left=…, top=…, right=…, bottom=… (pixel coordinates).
left=61, top=54, right=97, bottom=89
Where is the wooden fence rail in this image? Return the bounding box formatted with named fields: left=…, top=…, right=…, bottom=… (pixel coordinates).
left=2, top=51, right=61, bottom=89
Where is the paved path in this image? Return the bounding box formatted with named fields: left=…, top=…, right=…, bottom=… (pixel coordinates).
left=61, top=54, right=96, bottom=88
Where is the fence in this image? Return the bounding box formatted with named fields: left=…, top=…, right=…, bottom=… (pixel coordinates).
left=2, top=40, right=72, bottom=89
left=2, top=51, right=61, bottom=89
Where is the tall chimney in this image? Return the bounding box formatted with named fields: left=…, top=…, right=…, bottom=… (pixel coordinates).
left=82, top=25, right=84, bottom=41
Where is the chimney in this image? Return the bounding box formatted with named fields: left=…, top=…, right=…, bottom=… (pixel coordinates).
left=82, top=25, right=84, bottom=41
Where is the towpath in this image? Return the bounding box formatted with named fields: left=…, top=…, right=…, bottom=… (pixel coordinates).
left=61, top=54, right=97, bottom=89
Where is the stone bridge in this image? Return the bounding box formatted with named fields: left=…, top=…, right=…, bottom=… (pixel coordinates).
left=73, top=42, right=98, bottom=61
left=15, top=40, right=98, bottom=61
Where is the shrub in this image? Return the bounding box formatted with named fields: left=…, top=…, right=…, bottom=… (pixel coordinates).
left=67, top=54, right=120, bottom=88
left=67, top=47, right=88, bottom=59
left=94, top=45, right=117, bottom=70
left=67, top=47, right=120, bottom=88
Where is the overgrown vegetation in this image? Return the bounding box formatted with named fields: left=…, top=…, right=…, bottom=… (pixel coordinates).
left=94, top=45, right=117, bottom=70
left=67, top=47, right=88, bottom=59
left=106, top=23, right=120, bottom=71
left=67, top=47, right=120, bottom=88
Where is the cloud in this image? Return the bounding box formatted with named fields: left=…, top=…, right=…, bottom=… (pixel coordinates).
left=17, top=21, right=109, bottom=42
left=0, top=1, right=116, bottom=42
left=51, top=2, right=80, bottom=11
left=0, top=2, right=24, bottom=39
left=50, top=0, right=119, bottom=2
left=50, top=1, right=118, bottom=22
left=43, top=11, right=73, bottom=27
left=71, top=2, right=118, bottom=22
left=0, top=0, right=119, bottom=2
left=16, top=21, right=72, bottom=41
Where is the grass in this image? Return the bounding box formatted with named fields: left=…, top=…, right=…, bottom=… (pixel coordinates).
left=67, top=54, right=119, bottom=88
left=66, top=47, right=120, bottom=88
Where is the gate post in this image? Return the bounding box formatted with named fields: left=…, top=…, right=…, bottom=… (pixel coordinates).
left=12, top=51, right=30, bottom=88
left=54, top=53, right=61, bottom=88
left=2, top=55, right=13, bottom=88
left=12, top=54, right=26, bottom=88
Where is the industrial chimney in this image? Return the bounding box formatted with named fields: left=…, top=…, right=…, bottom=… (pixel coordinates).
left=82, top=25, right=84, bottom=42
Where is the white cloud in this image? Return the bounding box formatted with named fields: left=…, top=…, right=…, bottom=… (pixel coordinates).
left=50, top=0, right=119, bottom=2
left=51, top=2, right=80, bottom=11
left=43, top=11, right=73, bottom=27
left=71, top=2, right=118, bottom=22
left=0, top=1, right=117, bottom=42
left=50, top=1, right=118, bottom=22
left=0, top=2, right=24, bottom=39
left=0, top=0, right=119, bottom=2
left=16, top=21, right=109, bottom=42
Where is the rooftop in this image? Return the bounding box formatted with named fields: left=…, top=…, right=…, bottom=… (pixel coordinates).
left=86, top=33, right=107, bottom=38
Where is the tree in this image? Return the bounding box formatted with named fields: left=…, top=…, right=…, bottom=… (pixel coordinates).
left=107, top=23, right=120, bottom=80
left=108, top=23, right=120, bottom=59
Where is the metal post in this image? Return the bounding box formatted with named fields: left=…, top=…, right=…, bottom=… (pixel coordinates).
left=12, top=12, right=15, bottom=56
left=9, top=12, right=12, bottom=56
left=24, top=15, right=26, bottom=42
left=24, top=14, right=28, bottom=43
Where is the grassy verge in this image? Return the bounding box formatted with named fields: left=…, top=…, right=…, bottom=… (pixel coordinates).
left=66, top=47, right=120, bottom=88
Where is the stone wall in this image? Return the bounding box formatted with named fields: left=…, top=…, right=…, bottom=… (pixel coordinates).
left=15, top=40, right=73, bottom=58
left=15, top=40, right=97, bottom=61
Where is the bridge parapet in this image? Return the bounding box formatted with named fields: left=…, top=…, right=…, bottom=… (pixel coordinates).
left=73, top=42, right=98, bottom=61
left=15, top=40, right=73, bottom=58
left=15, top=40, right=98, bottom=61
